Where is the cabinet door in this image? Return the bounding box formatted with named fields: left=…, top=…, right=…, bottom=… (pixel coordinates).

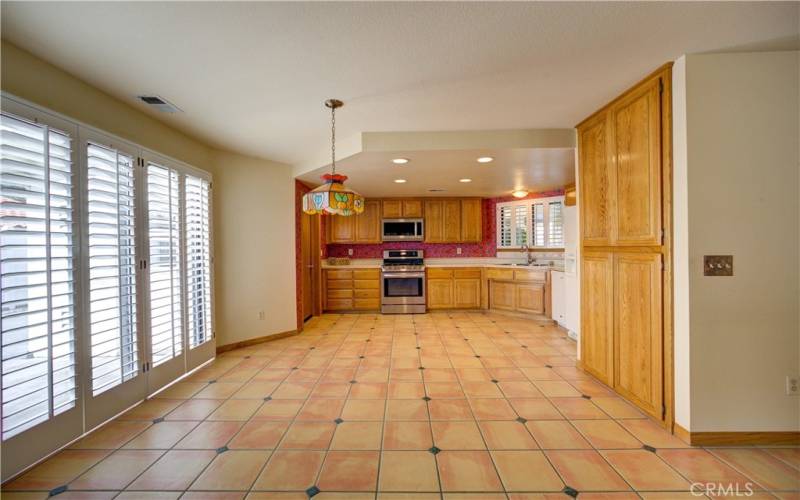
left=489, top=281, right=515, bottom=311
left=355, top=200, right=381, bottom=243
left=424, top=200, right=443, bottom=242
left=614, top=252, right=663, bottom=418
left=403, top=199, right=423, bottom=217
left=382, top=200, right=403, bottom=218
left=329, top=215, right=355, bottom=243
left=460, top=199, right=482, bottom=242
left=581, top=252, right=614, bottom=385
left=611, top=80, right=662, bottom=246
left=427, top=278, right=453, bottom=309
left=516, top=283, right=545, bottom=314
left=454, top=279, right=480, bottom=309
left=443, top=200, right=461, bottom=242
left=579, top=113, right=615, bottom=246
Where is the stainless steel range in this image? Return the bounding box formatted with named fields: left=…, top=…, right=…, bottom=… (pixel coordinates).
left=381, top=249, right=426, bottom=314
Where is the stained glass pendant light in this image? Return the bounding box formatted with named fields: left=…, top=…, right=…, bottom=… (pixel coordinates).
left=302, top=99, right=364, bottom=216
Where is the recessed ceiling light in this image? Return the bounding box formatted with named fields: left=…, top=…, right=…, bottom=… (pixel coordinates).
left=477, top=157, right=494, bottom=163
left=459, top=178, right=472, bottom=183
left=512, top=190, right=529, bottom=198
left=394, top=179, right=407, bottom=184
left=392, top=158, right=409, bottom=164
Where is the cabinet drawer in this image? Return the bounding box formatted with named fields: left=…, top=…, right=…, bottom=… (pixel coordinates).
left=327, top=279, right=352, bottom=290
left=454, top=268, right=481, bottom=279
left=327, top=289, right=352, bottom=299
left=353, top=269, right=380, bottom=280
left=486, top=268, right=514, bottom=280
left=514, top=269, right=547, bottom=282
left=326, top=270, right=353, bottom=280
left=353, top=279, right=379, bottom=290
left=354, top=289, right=379, bottom=299
left=427, top=268, right=454, bottom=279
left=353, top=298, right=380, bottom=310
left=326, top=298, right=353, bottom=310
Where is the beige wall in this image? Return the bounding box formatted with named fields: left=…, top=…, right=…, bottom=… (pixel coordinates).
left=673, top=51, right=800, bottom=432
left=1, top=40, right=297, bottom=347
left=206, top=150, right=297, bottom=345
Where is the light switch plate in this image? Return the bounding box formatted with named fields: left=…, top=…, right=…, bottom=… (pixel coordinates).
left=704, top=255, right=733, bottom=276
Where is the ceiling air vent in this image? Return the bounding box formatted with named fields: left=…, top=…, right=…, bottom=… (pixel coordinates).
left=427, top=188, right=447, bottom=193
left=137, top=95, right=181, bottom=113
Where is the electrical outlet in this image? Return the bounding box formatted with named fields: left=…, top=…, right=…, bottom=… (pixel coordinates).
left=456, top=247, right=462, bottom=255
left=786, top=376, right=799, bottom=396
left=258, top=310, right=265, bottom=321
left=348, top=248, right=353, bottom=256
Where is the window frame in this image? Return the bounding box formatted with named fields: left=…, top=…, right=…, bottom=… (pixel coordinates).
left=495, top=195, right=565, bottom=249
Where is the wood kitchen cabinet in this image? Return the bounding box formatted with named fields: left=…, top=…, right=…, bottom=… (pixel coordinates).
left=328, top=200, right=381, bottom=243
left=354, top=200, right=381, bottom=243
left=323, top=268, right=380, bottom=311
left=424, top=198, right=482, bottom=243
left=382, top=199, right=423, bottom=218
left=581, top=252, right=614, bottom=385
left=577, top=63, right=671, bottom=422
left=426, top=268, right=481, bottom=309
left=487, top=268, right=548, bottom=316
left=460, top=198, right=482, bottom=242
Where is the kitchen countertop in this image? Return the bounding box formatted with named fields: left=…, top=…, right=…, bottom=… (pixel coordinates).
left=322, top=257, right=565, bottom=272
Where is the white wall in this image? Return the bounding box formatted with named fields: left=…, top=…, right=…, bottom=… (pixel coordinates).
left=207, top=150, right=297, bottom=346
left=673, top=51, right=800, bottom=432
left=2, top=41, right=298, bottom=349
left=671, top=56, right=692, bottom=431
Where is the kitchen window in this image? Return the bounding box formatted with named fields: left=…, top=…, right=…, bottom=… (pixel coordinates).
left=496, top=196, right=564, bottom=249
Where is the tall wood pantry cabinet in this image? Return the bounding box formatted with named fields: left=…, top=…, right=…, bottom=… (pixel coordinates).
left=577, top=63, right=673, bottom=423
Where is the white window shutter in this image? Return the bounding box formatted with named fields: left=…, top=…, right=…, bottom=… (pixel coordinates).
left=185, top=175, right=211, bottom=348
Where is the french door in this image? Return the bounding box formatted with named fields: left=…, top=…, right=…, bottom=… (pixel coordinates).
left=1, top=99, right=84, bottom=480
left=0, top=95, right=214, bottom=481
left=80, top=129, right=146, bottom=429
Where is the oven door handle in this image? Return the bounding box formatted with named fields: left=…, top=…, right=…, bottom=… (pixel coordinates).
left=382, top=272, right=425, bottom=279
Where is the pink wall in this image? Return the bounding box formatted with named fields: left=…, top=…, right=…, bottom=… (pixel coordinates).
left=326, top=190, right=563, bottom=259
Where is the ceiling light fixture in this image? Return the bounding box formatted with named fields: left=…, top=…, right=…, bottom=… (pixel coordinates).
left=477, top=157, right=494, bottom=163
left=459, top=178, right=472, bottom=183
left=302, top=100, right=364, bottom=216
left=392, top=158, right=409, bottom=164
left=394, top=179, right=407, bottom=184
left=512, top=190, right=529, bottom=198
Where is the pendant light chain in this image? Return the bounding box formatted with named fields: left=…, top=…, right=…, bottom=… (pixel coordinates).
left=330, top=104, right=336, bottom=175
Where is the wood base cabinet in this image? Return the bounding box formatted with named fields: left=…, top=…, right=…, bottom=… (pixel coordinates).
left=426, top=268, right=481, bottom=309
left=323, top=268, right=380, bottom=311
left=487, top=268, right=548, bottom=317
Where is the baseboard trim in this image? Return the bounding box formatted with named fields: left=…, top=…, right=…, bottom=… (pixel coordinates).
left=674, top=423, right=800, bottom=446
left=216, top=329, right=299, bottom=354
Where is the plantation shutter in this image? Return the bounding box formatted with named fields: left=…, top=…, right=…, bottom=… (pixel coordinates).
left=86, top=143, right=139, bottom=395
left=498, top=205, right=513, bottom=247
left=548, top=201, right=564, bottom=248
left=146, top=163, right=183, bottom=366
left=185, top=175, right=211, bottom=348
left=0, top=113, right=77, bottom=439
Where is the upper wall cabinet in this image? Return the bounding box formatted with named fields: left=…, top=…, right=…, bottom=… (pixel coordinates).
left=424, top=198, right=482, bottom=243
left=611, top=80, right=662, bottom=246
left=578, top=74, right=664, bottom=247
left=328, top=199, right=381, bottom=243
left=383, top=199, right=423, bottom=218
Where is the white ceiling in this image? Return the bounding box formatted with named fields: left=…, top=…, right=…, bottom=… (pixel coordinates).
left=298, top=147, right=576, bottom=198
left=2, top=2, right=797, bottom=169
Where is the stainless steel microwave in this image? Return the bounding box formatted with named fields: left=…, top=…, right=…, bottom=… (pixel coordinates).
left=381, top=218, right=424, bottom=241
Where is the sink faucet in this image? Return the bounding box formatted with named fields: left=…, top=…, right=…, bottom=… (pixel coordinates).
left=521, top=243, right=535, bottom=265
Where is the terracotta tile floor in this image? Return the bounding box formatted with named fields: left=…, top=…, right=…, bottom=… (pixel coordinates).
left=3, top=312, right=799, bottom=499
